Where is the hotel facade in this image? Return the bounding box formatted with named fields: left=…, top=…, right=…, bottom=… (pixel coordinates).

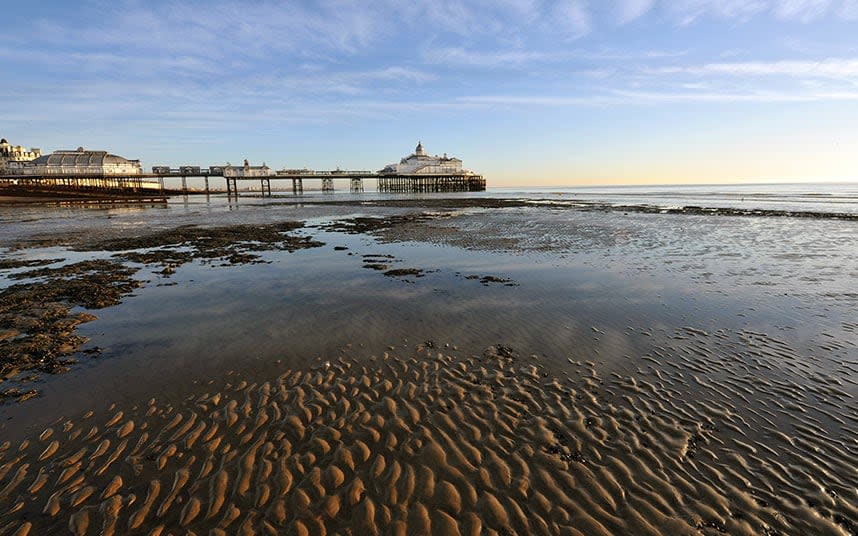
left=0, top=138, right=41, bottom=173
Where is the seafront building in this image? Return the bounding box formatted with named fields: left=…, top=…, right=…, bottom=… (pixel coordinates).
left=9, top=147, right=142, bottom=176
left=0, top=138, right=41, bottom=173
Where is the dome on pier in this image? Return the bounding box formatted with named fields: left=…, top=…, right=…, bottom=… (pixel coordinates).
left=13, top=147, right=142, bottom=176
left=31, top=149, right=136, bottom=168
left=381, top=143, right=470, bottom=176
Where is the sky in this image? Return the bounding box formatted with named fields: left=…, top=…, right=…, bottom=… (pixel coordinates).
left=2, top=0, right=858, bottom=187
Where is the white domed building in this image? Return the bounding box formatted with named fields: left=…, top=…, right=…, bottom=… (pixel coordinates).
left=380, top=142, right=471, bottom=176
left=378, top=142, right=485, bottom=192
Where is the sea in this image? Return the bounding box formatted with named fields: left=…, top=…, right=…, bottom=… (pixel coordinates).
left=492, top=181, right=858, bottom=214
left=277, top=181, right=858, bottom=214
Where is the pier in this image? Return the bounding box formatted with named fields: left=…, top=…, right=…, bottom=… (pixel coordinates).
left=222, top=170, right=383, bottom=196
left=207, top=169, right=485, bottom=196
left=377, top=174, right=485, bottom=193
left=1, top=143, right=486, bottom=197
left=0, top=173, right=168, bottom=202
left=2, top=169, right=485, bottom=197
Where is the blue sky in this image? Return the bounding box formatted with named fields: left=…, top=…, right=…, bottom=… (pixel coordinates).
left=2, top=0, right=858, bottom=185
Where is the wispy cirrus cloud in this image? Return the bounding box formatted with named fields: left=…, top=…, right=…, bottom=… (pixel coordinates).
left=421, top=46, right=688, bottom=68
left=457, top=95, right=610, bottom=106
left=422, top=47, right=555, bottom=67
left=628, top=0, right=854, bottom=24
left=617, top=0, right=656, bottom=24
left=774, top=0, right=834, bottom=22
left=458, top=89, right=858, bottom=106
left=11, top=1, right=386, bottom=75
left=613, top=88, right=858, bottom=102
left=665, top=0, right=769, bottom=25
left=553, top=0, right=592, bottom=37
left=842, top=0, right=858, bottom=17
left=7, top=0, right=857, bottom=84
left=650, top=58, right=858, bottom=79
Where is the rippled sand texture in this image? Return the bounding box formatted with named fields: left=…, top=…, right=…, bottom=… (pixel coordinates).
left=1, top=343, right=854, bottom=535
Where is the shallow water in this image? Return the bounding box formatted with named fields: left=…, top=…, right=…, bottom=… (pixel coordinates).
left=496, top=182, right=858, bottom=215
left=2, top=181, right=857, bottom=249
left=0, top=193, right=856, bottom=534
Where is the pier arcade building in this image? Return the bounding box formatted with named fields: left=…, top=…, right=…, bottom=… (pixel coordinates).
left=10, top=147, right=142, bottom=176
left=3, top=147, right=153, bottom=193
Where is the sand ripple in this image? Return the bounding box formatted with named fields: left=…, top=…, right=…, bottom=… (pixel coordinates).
left=0, top=344, right=855, bottom=535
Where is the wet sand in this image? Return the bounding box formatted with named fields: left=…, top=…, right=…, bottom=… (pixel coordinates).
left=1, top=342, right=854, bottom=535
left=0, top=196, right=856, bottom=534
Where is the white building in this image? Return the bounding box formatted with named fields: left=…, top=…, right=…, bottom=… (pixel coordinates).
left=0, top=138, right=41, bottom=173
left=224, top=159, right=272, bottom=177
left=379, top=142, right=474, bottom=175
left=10, top=147, right=142, bottom=175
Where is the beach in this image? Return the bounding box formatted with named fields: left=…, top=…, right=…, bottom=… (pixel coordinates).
left=0, top=189, right=856, bottom=535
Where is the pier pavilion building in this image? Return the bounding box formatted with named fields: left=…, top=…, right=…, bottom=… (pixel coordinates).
left=9, top=147, right=142, bottom=176
left=0, top=138, right=41, bottom=173
left=380, top=142, right=472, bottom=176
left=378, top=142, right=485, bottom=192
